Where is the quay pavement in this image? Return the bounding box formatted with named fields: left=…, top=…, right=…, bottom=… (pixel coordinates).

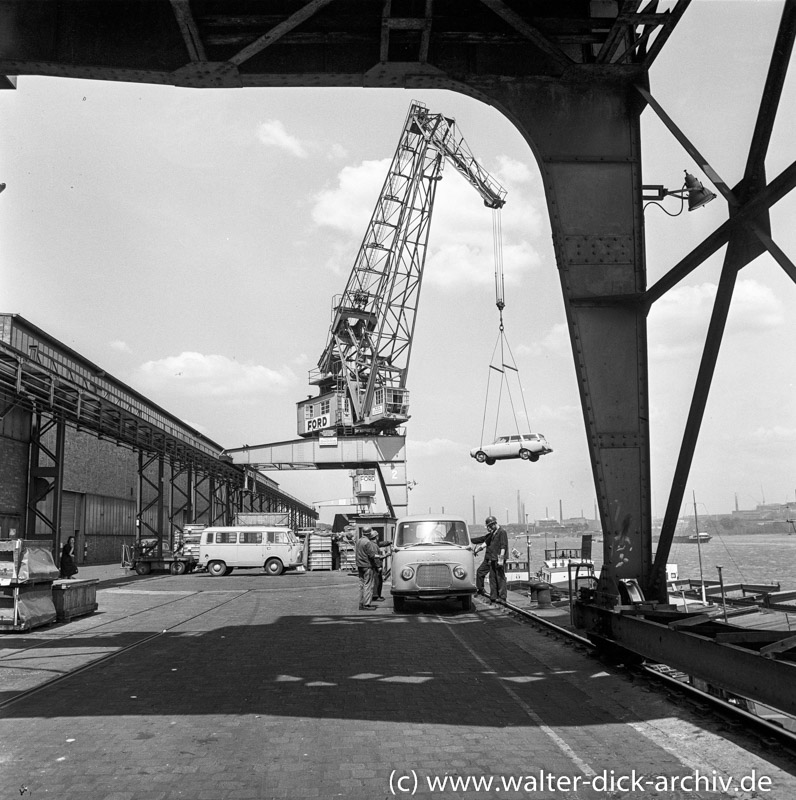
left=1, top=566, right=795, bottom=799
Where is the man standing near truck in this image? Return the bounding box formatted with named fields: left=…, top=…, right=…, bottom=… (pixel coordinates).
left=482, top=515, right=508, bottom=602
left=355, top=526, right=380, bottom=610
left=470, top=524, right=493, bottom=597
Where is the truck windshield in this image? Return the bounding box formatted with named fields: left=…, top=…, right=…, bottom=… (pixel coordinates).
left=395, top=520, right=469, bottom=547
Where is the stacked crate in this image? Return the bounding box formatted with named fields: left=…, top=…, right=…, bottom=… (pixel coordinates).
left=338, top=538, right=356, bottom=572
left=308, top=534, right=333, bottom=571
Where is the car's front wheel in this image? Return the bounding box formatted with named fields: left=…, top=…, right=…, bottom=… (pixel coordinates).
left=474, top=451, right=487, bottom=463
left=207, top=560, right=227, bottom=577
left=264, top=558, right=284, bottom=576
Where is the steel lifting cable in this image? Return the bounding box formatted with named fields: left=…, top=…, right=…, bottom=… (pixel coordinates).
left=479, top=208, right=533, bottom=448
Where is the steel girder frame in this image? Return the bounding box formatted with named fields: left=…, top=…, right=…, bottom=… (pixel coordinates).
left=169, top=460, right=193, bottom=538
left=577, top=604, right=796, bottom=718
left=137, top=452, right=167, bottom=557
left=26, top=408, right=66, bottom=552
left=225, top=435, right=408, bottom=519
left=478, top=81, right=650, bottom=601
left=647, top=2, right=796, bottom=600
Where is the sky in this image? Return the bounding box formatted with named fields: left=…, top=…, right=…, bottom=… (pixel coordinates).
left=1, top=0, right=794, bottom=526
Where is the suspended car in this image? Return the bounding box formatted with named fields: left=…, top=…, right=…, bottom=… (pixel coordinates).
left=470, top=433, right=553, bottom=465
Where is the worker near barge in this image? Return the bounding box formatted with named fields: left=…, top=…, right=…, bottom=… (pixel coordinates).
left=476, top=515, right=508, bottom=602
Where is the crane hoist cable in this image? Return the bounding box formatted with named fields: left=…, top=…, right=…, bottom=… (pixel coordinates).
left=479, top=208, right=533, bottom=448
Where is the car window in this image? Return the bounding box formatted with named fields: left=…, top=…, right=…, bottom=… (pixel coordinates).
left=240, top=531, right=262, bottom=544
left=215, top=531, right=237, bottom=544
left=396, top=520, right=469, bottom=546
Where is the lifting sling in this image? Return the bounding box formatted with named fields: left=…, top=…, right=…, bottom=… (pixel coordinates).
left=478, top=208, right=534, bottom=448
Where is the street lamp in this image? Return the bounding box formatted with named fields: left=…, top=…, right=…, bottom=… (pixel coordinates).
left=643, top=170, right=716, bottom=215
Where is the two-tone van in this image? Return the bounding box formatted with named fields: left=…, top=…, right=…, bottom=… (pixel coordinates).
left=197, top=526, right=304, bottom=577
left=390, top=515, right=476, bottom=612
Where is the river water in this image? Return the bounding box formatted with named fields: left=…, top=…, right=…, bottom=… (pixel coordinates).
left=513, top=532, right=796, bottom=589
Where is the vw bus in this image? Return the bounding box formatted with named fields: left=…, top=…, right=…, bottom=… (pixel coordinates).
left=197, top=526, right=303, bottom=577
left=390, top=515, right=476, bottom=612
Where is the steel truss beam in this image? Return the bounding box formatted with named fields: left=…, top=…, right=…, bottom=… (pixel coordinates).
left=26, top=409, right=65, bottom=548
left=226, top=436, right=408, bottom=519
left=648, top=0, right=796, bottom=599
left=577, top=604, right=796, bottom=718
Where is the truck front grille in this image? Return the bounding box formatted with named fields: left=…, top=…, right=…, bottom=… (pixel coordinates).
left=416, top=564, right=452, bottom=589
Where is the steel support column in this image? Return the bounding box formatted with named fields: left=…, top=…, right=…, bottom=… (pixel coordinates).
left=192, top=471, right=212, bottom=525
left=25, top=409, right=65, bottom=552
left=483, top=81, right=649, bottom=600
left=169, top=460, right=193, bottom=541
left=137, top=452, right=167, bottom=556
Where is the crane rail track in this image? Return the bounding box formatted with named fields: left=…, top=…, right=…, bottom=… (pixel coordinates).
left=487, top=594, right=796, bottom=758
left=0, top=578, right=254, bottom=712
left=3, top=576, right=796, bottom=766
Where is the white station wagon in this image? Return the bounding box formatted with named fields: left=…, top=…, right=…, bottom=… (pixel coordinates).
left=470, top=433, right=553, bottom=465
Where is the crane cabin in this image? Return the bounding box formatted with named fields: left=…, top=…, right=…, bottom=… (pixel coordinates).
left=296, top=387, right=409, bottom=437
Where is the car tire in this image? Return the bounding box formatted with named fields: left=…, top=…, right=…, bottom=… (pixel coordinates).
left=519, top=449, right=530, bottom=460
left=529, top=452, right=540, bottom=462
left=207, top=560, right=227, bottom=577
left=475, top=451, right=487, bottom=463
left=393, top=596, right=406, bottom=613
left=265, top=558, right=284, bottom=576
left=170, top=560, right=187, bottom=575
left=460, top=595, right=473, bottom=612
left=134, top=561, right=151, bottom=576
left=485, top=457, right=496, bottom=466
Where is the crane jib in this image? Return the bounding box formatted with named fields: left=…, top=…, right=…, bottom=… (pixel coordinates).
left=298, top=100, right=507, bottom=439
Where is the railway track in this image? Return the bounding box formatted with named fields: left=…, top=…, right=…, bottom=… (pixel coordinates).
left=0, top=577, right=254, bottom=711
left=3, top=576, right=796, bottom=768
left=484, top=593, right=796, bottom=758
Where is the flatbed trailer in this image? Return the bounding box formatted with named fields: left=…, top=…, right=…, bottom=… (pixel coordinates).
left=123, top=540, right=197, bottom=576
left=131, top=555, right=196, bottom=575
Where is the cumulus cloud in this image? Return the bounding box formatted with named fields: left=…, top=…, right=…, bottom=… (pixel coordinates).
left=495, top=155, right=535, bottom=185
left=135, top=352, right=297, bottom=399
left=257, top=120, right=308, bottom=158
left=516, top=323, right=570, bottom=357
left=310, top=155, right=545, bottom=289
left=750, top=425, right=796, bottom=442
left=528, top=404, right=581, bottom=424
left=328, top=143, right=349, bottom=161
left=649, top=279, right=784, bottom=360
left=311, top=159, right=386, bottom=235
left=408, top=437, right=466, bottom=457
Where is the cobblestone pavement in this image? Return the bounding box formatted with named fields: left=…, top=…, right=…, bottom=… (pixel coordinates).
left=1, top=569, right=795, bottom=799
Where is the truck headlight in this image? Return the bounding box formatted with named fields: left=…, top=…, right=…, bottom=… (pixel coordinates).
left=401, top=567, right=414, bottom=580
left=453, top=565, right=467, bottom=579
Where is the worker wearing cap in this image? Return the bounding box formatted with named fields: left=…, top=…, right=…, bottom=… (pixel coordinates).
left=482, top=515, right=508, bottom=602
left=470, top=523, right=494, bottom=597
left=355, top=526, right=380, bottom=610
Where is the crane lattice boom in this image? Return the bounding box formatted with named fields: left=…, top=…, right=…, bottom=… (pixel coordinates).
left=297, top=101, right=506, bottom=438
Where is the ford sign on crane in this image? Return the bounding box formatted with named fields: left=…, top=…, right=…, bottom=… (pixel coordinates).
left=297, top=101, right=506, bottom=439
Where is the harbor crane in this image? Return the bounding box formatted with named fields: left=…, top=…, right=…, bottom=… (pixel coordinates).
left=297, top=101, right=506, bottom=439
